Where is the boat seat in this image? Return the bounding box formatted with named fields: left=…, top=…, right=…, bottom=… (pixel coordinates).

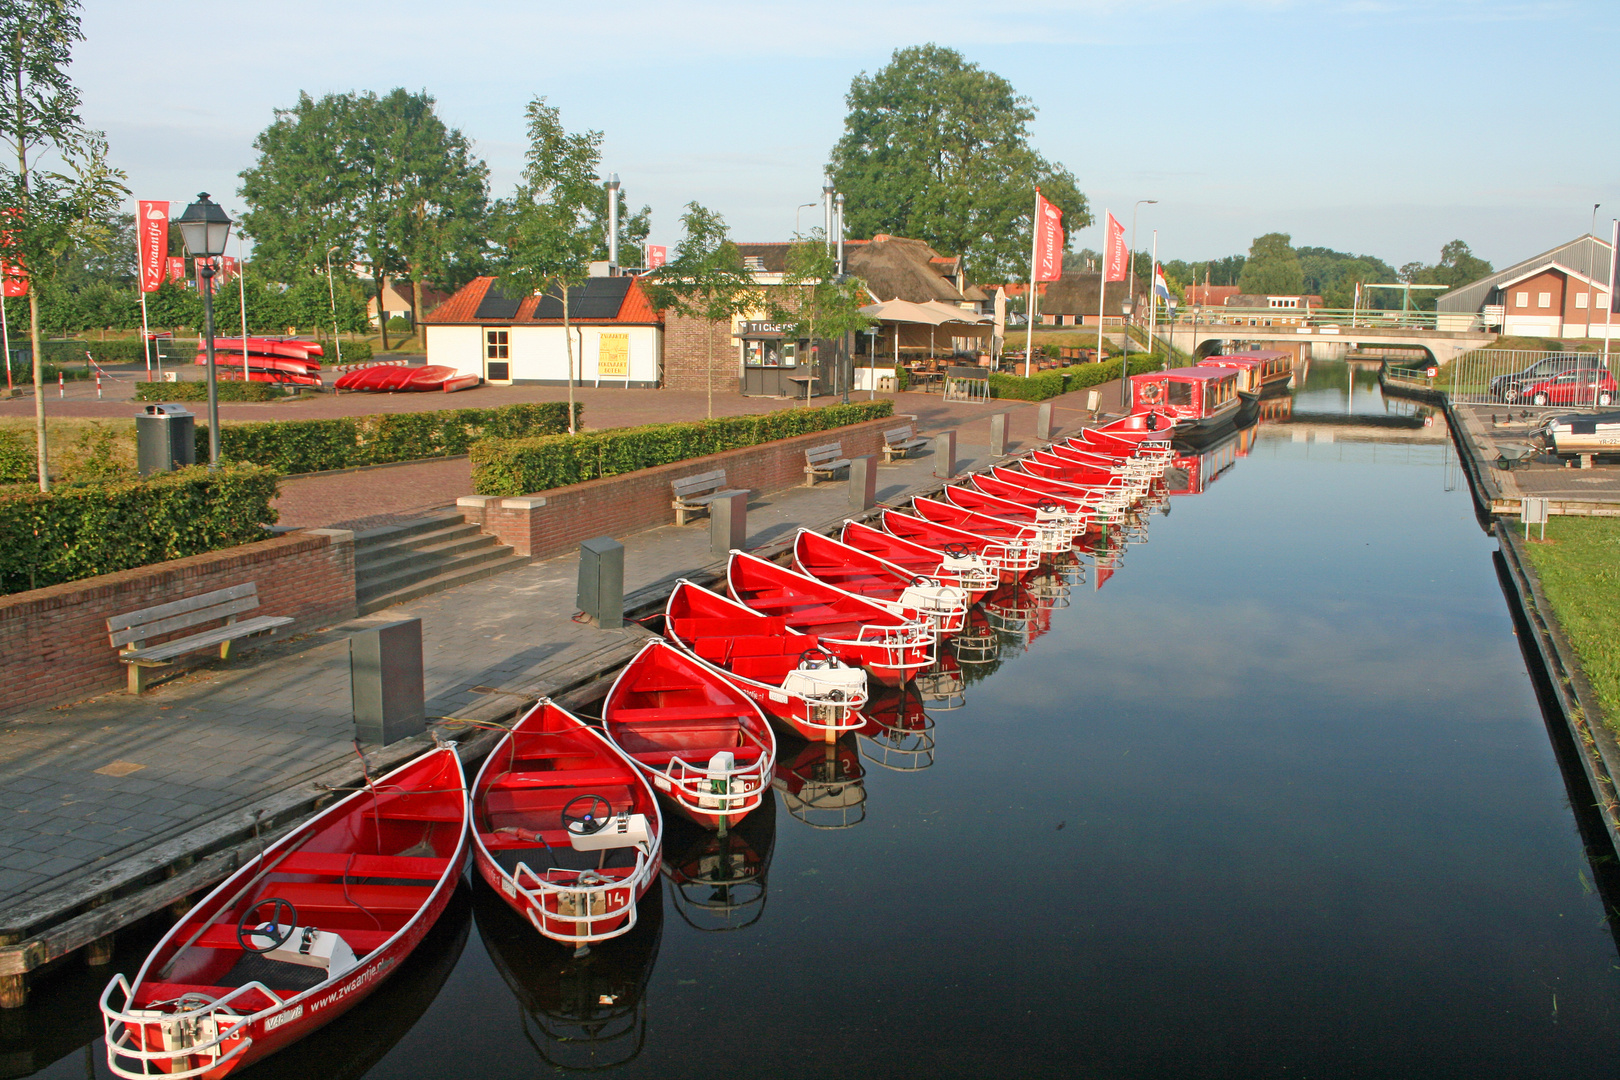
left=490, top=768, right=638, bottom=789
left=610, top=720, right=741, bottom=738
left=485, top=785, right=636, bottom=816
left=676, top=616, right=788, bottom=635
left=632, top=748, right=764, bottom=767
left=190, top=923, right=396, bottom=955
left=626, top=678, right=707, bottom=693
left=488, top=842, right=640, bottom=877
left=271, top=853, right=446, bottom=879
left=261, top=881, right=432, bottom=915
left=611, top=705, right=748, bottom=722
left=370, top=806, right=465, bottom=823
left=728, top=656, right=796, bottom=680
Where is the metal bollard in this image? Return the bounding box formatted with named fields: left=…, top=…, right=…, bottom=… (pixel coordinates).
left=990, top=413, right=1007, bottom=456
left=848, top=455, right=877, bottom=511
left=1037, top=402, right=1053, bottom=441
left=351, top=618, right=426, bottom=746
left=710, top=490, right=747, bottom=558
left=934, top=429, right=957, bottom=478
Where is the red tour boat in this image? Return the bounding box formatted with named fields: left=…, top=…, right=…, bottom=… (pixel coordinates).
left=727, top=550, right=934, bottom=687
left=839, top=519, right=999, bottom=602
left=791, top=528, right=968, bottom=635
left=879, top=507, right=1039, bottom=577
left=470, top=699, right=661, bottom=949
left=602, top=640, right=776, bottom=831
left=1127, top=366, right=1243, bottom=432
left=101, top=747, right=468, bottom=1079
left=664, top=580, right=868, bottom=743
left=1197, top=350, right=1294, bottom=397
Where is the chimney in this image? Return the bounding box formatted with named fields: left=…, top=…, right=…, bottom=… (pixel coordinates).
left=606, top=173, right=621, bottom=271
left=836, top=193, right=845, bottom=277
left=823, top=179, right=834, bottom=253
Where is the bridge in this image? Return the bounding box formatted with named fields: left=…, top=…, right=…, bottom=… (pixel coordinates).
left=1146, top=308, right=1498, bottom=364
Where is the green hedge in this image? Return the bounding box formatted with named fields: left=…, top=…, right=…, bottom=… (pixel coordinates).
left=196, top=401, right=582, bottom=476
left=333, top=341, right=373, bottom=363
left=470, top=401, right=894, bottom=497
left=0, top=464, right=280, bottom=595
left=136, top=381, right=287, bottom=402
left=988, top=357, right=1133, bottom=402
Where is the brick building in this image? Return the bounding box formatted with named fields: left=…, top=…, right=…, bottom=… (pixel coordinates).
left=1436, top=234, right=1614, bottom=338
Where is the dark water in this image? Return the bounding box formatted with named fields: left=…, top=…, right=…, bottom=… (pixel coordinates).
left=18, top=363, right=1620, bottom=1079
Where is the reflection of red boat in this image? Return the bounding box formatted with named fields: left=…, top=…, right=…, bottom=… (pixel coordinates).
left=772, top=737, right=867, bottom=830
left=791, top=528, right=967, bottom=636
left=102, top=747, right=467, bottom=1079
left=602, top=640, right=775, bottom=832
left=880, top=508, right=1038, bottom=577
left=661, top=794, right=776, bottom=933
left=727, top=551, right=934, bottom=687
left=858, top=683, right=936, bottom=772
left=839, top=519, right=998, bottom=603
left=334, top=364, right=480, bottom=393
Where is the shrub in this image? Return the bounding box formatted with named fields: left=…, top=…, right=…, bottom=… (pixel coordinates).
left=334, top=341, right=373, bottom=363
left=135, top=381, right=286, bottom=402
left=0, top=427, right=32, bottom=483
left=386, top=317, right=412, bottom=332
left=0, top=463, right=280, bottom=595
left=986, top=357, right=1134, bottom=402
left=470, top=400, right=894, bottom=497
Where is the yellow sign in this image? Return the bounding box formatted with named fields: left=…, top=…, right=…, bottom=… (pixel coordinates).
left=598, top=333, right=630, bottom=378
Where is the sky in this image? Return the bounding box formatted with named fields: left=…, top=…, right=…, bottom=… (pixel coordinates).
left=77, top=0, right=1620, bottom=274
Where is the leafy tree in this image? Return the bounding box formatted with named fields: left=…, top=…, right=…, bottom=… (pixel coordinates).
left=1296, top=246, right=1398, bottom=308
left=773, top=234, right=875, bottom=399
left=644, top=202, right=758, bottom=419
left=491, top=97, right=602, bottom=433
left=1237, top=233, right=1304, bottom=296
left=828, top=44, right=1089, bottom=281
left=0, top=0, right=127, bottom=490
left=1390, top=240, right=1492, bottom=311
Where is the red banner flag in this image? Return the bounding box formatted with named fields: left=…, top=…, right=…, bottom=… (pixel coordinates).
left=219, top=256, right=239, bottom=285
left=1104, top=212, right=1127, bottom=283
left=645, top=244, right=667, bottom=269
left=1, top=208, right=26, bottom=298
left=1033, top=191, right=1064, bottom=282
left=167, top=257, right=185, bottom=283
left=194, top=257, right=216, bottom=294
left=137, top=200, right=168, bottom=293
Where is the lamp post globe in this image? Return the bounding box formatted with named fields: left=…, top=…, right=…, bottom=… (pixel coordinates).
left=176, top=193, right=234, bottom=469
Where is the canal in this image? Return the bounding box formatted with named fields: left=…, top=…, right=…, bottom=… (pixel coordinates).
left=18, top=362, right=1620, bottom=1078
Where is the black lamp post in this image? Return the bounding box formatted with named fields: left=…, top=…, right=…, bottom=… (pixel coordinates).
left=176, top=193, right=233, bottom=468
left=1119, top=296, right=1134, bottom=409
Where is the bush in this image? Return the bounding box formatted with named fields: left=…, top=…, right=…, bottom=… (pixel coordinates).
left=198, top=401, right=582, bottom=476
left=987, top=357, right=1133, bottom=402
left=470, top=400, right=894, bottom=497
left=135, top=381, right=286, bottom=402
left=334, top=341, right=373, bottom=363
left=386, top=317, right=412, bottom=332
left=0, top=428, right=32, bottom=483
left=0, top=464, right=280, bottom=595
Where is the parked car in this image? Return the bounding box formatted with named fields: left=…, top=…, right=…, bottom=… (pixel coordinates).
left=1490, top=353, right=1605, bottom=402
left=1520, top=369, right=1616, bottom=407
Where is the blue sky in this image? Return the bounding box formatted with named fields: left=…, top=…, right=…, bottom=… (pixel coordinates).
left=80, top=0, right=1618, bottom=273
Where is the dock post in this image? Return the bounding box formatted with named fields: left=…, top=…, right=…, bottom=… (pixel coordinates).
left=577, top=537, right=625, bottom=629
left=710, top=491, right=747, bottom=558
left=351, top=618, right=426, bottom=746
left=990, top=413, right=1007, bottom=456
left=934, top=429, right=957, bottom=479
left=0, top=974, right=24, bottom=1009
left=848, top=455, right=877, bottom=511
left=1037, top=402, right=1053, bottom=441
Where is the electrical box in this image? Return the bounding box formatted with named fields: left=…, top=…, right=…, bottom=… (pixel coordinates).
left=135, top=404, right=196, bottom=476
left=351, top=618, right=425, bottom=745
left=577, top=537, right=624, bottom=629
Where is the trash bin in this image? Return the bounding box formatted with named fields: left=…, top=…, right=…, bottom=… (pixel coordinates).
left=135, top=404, right=196, bottom=475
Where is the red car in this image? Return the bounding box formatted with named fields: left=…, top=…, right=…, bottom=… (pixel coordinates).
left=1523, top=369, right=1615, bottom=407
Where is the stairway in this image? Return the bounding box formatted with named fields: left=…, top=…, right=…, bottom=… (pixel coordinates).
left=353, top=512, right=527, bottom=614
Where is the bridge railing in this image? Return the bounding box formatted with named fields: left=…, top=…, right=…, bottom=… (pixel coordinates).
left=1440, top=348, right=1613, bottom=407
left=1164, top=307, right=1488, bottom=332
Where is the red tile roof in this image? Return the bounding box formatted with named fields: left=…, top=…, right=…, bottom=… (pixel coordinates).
left=422, top=276, right=493, bottom=324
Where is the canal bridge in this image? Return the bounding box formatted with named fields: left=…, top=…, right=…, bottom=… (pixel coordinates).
left=1150, top=310, right=1498, bottom=364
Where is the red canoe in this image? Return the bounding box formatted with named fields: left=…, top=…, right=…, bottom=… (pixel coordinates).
left=101, top=747, right=467, bottom=1079
left=911, top=495, right=1062, bottom=557
left=334, top=365, right=479, bottom=393
left=839, top=519, right=999, bottom=603
left=1025, top=452, right=1153, bottom=499
left=212, top=337, right=324, bottom=361
left=879, top=508, right=1039, bottom=577
left=1074, top=427, right=1176, bottom=462
left=939, top=483, right=1080, bottom=548
left=727, top=551, right=934, bottom=687
left=471, top=699, right=661, bottom=949
left=791, top=528, right=967, bottom=636
left=664, top=580, right=868, bottom=743
left=602, top=640, right=776, bottom=831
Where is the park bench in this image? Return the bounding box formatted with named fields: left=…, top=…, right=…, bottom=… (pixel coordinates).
left=882, top=424, right=930, bottom=463
left=671, top=469, right=747, bottom=526
left=804, top=442, right=852, bottom=486
left=108, top=582, right=294, bottom=694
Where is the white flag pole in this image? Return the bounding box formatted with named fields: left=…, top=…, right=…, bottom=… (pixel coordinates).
left=2, top=291, right=11, bottom=395
left=1148, top=230, right=1158, bottom=368
left=1097, top=209, right=1108, bottom=381
left=1025, top=188, right=1039, bottom=378
left=237, top=233, right=250, bottom=383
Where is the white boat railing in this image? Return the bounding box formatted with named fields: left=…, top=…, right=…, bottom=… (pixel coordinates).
left=102, top=974, right=267, bottom=1079
left=647, top=740, right=772, bottom=818
left=841, top=620, right=937, bottom=670
left=511, top=849, right=653, bottom=946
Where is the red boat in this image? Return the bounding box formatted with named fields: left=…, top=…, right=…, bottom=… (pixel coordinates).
left=334, top=364, right=480, bottom=393
left=838, top=519, right=998, bottom=603
left=791, top=528, right=967, bottom=636
left=1024, top=451, right=1153, bottom=500
left=1071, top=428, right=1176, bottom=465
left=1127, top=366, right=1243, bottom=433
left=911, top=494, right=1061, bottom=557
left=879, top=508, right=1039, bottom=577
left=470, top=699, right=661, bottom=949
left=197, top=354, right=323, bottom=386
left=970, top=473, right=1096, bottom=528
left=940, top=483, right=1080, bottom=548
left=727, top=551, right=934, bottom=687
left=664, top=580, right=867, bottom=743
left=101, top=747, right=467, bottom=1078
left=1096, top=411, right=1181, bottom=434
left=602, top=640, right=775, bottom=831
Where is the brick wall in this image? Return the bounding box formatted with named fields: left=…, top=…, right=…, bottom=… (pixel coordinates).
left=459, top=418, right=890, bottom=560
left=662, top=311, right=734, bottom=392
left=0, top=529, right=357, bottom=717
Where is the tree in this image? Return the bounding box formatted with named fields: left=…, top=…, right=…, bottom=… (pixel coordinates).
left=1297, top=246, right=1398, bottom=308
left=644, top=203, right=758, bottom=419
left=1392, top=240, right=1492, bottom=311
left=492, top=97, right=602, bottom=434
left=0, top=0, right=126, bottom=490
left=774, top=235, right=875, bottom=400
left=1237, top=233, right=1304, bottom=296
left=828, top=44, right=1089, bottom=282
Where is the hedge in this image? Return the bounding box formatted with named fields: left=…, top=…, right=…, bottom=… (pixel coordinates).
left=988, top=357, right=1133, bottom=402
left=196, top=401, right=582, bottom=476
left=0, top=464, right=280, bottom=595
left=470, top=400, right=894, bottom=497
left=136, top=381, right=287, bottom=402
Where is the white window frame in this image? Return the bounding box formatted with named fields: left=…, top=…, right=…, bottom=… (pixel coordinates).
left=1537, top=292, right=1551, bottom=309
left=1515, top=291, right=1529, bottom=308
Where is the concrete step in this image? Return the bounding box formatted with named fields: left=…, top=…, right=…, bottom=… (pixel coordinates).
left=357, top=541, right=517, bottom=605
left=352, top=512, right=469, bottom=552
left=357, top=552, right=530, bottom=615
left=355, top=528, right=491, bottom=577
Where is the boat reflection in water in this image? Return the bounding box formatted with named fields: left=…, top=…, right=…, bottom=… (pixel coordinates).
left=661, top=790, right=777, bottom=933
left=859, top=682, right=937, bottom=772
left=914, top=652, right=967, bottom=711
left=772, top=735, right=867, bottom=829
left=474, top=877, right=664, bottom=1072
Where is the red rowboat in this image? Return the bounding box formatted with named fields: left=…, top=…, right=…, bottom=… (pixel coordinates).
left=471, top=699, right=661, bottom=949
left=1069, top=429, right=1175, bottom=465
left=1096, top=411, right=1180, bottom=434
left=727, top=551, right=934, bottom=687
left=939, top=483, right=1080, bottom=547
left=101, top=747, right=467, bottom=1079
left=911, top=494, right=1062, bottom=557
left=333, top=365, right=479, bottom=392
left=1025, top=451, right=1154, bottom=500
left=970, top=473, right=1095, bottom=529
left=879, top=508, right=1039, bottom=577
left=791, top=528, right=967, bottom=635
left=838, top=519, right=998, bottom=603
left=602, top=640, right=775, bottom=831
left=664, top=580, right=868, bottom=743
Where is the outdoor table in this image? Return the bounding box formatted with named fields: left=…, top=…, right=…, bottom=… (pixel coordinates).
left=786, top=374, right=818, bottom=405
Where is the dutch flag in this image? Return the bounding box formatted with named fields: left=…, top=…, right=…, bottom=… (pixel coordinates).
left=1153, top=263, right=1173, bottom=303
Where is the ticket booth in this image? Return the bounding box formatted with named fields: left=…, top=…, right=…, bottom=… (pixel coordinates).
left=737, top=320, right=833, bottom=398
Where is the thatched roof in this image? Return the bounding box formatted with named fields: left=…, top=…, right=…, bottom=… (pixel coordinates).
left=1041, top=272, right=1144, bottom=317
left=734, top=235, right=981, bottom=305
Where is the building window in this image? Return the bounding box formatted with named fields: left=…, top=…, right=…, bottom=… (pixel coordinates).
left=1269, top=297, right=1298, bottom=309
left=1515, top=291, right=1528, bottom=308
left=485, top=329, right=509, bottom=359
left=1538, top=292, right=1551, bottom=309
left=1576, top=293, right=1589, bottom=309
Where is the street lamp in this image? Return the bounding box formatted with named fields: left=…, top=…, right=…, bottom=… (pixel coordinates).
left=1126, top=199, right=1157, bottom=354
left=795, top=203, right=818, bottom=238
left=1119, top=296, right=1134, bottom=408
left=175, top=193, right=233, bottom=468
left=325, top=245, right=345, bottom=366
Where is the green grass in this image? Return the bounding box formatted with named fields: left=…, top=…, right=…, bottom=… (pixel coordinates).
left=1518, top=516, right=1620, bottom=728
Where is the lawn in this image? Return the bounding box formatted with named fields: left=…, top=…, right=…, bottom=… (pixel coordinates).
left=1519, top=516, right=1620, bottom=728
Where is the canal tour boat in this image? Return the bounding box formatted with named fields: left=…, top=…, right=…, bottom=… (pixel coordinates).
left=839, top=519, right=999, bottom=603
left=792, top=529, right=968, bottom=635
left=602, top=640, right=775, bottom=832
left=1197, top=350, right=1295, bottom=397
left=1128, top=366, right=1243, bottom=434
left=911, top=494, right=1068, bottom=555
left=727, top=550, right=935, bottom=687
left=940, top=483, right=1084, bottom=545
left=880, top=507, right=1040, bottom=577
left=101, top=747, right=468, bottom=1079
left=471, top=700, right=661, bottom=950
left=664, top=579, right=868, bottom=743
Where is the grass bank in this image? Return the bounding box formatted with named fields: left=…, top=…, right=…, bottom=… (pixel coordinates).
left=1519, top=516, right=1620, bottom=728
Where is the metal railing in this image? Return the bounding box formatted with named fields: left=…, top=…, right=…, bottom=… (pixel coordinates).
left=1440, top=349, right=1614, bottom=408
left=1158, top=307, right=1494, bottom=333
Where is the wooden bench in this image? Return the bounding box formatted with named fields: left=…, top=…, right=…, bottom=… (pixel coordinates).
left=672, top=469, right=746, bottom=526
left=108, top=583, right=294, bottom=694
left=882, top=424, right=930, bottom=462
left=805, top=442, right=851, bottom=486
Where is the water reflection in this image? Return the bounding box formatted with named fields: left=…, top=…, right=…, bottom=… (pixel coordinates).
left=914, top=653, right=967, bottom=710
left=660, top=793, right=777, bottom=933
left=771, top=736, right=867, bottom=829
left=858, top=683, right=937, bottom=772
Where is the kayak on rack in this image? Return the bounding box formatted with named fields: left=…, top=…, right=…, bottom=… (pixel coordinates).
left=791, top=528, right=967, bottom=636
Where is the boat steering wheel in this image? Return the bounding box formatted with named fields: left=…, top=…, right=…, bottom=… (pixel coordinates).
left=941, top=542, right=971, bottom=559
left=1038, top=502, right=1060, bottom=513
left=562, top=795, right=612, bottom=836
left=797, top=646, right=834, bottom=670
left=237, top=898, right=299, bottom=954
left=1146, top=412, right=1160, bottom=431
left=909, top=574, right=938, bottom=588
